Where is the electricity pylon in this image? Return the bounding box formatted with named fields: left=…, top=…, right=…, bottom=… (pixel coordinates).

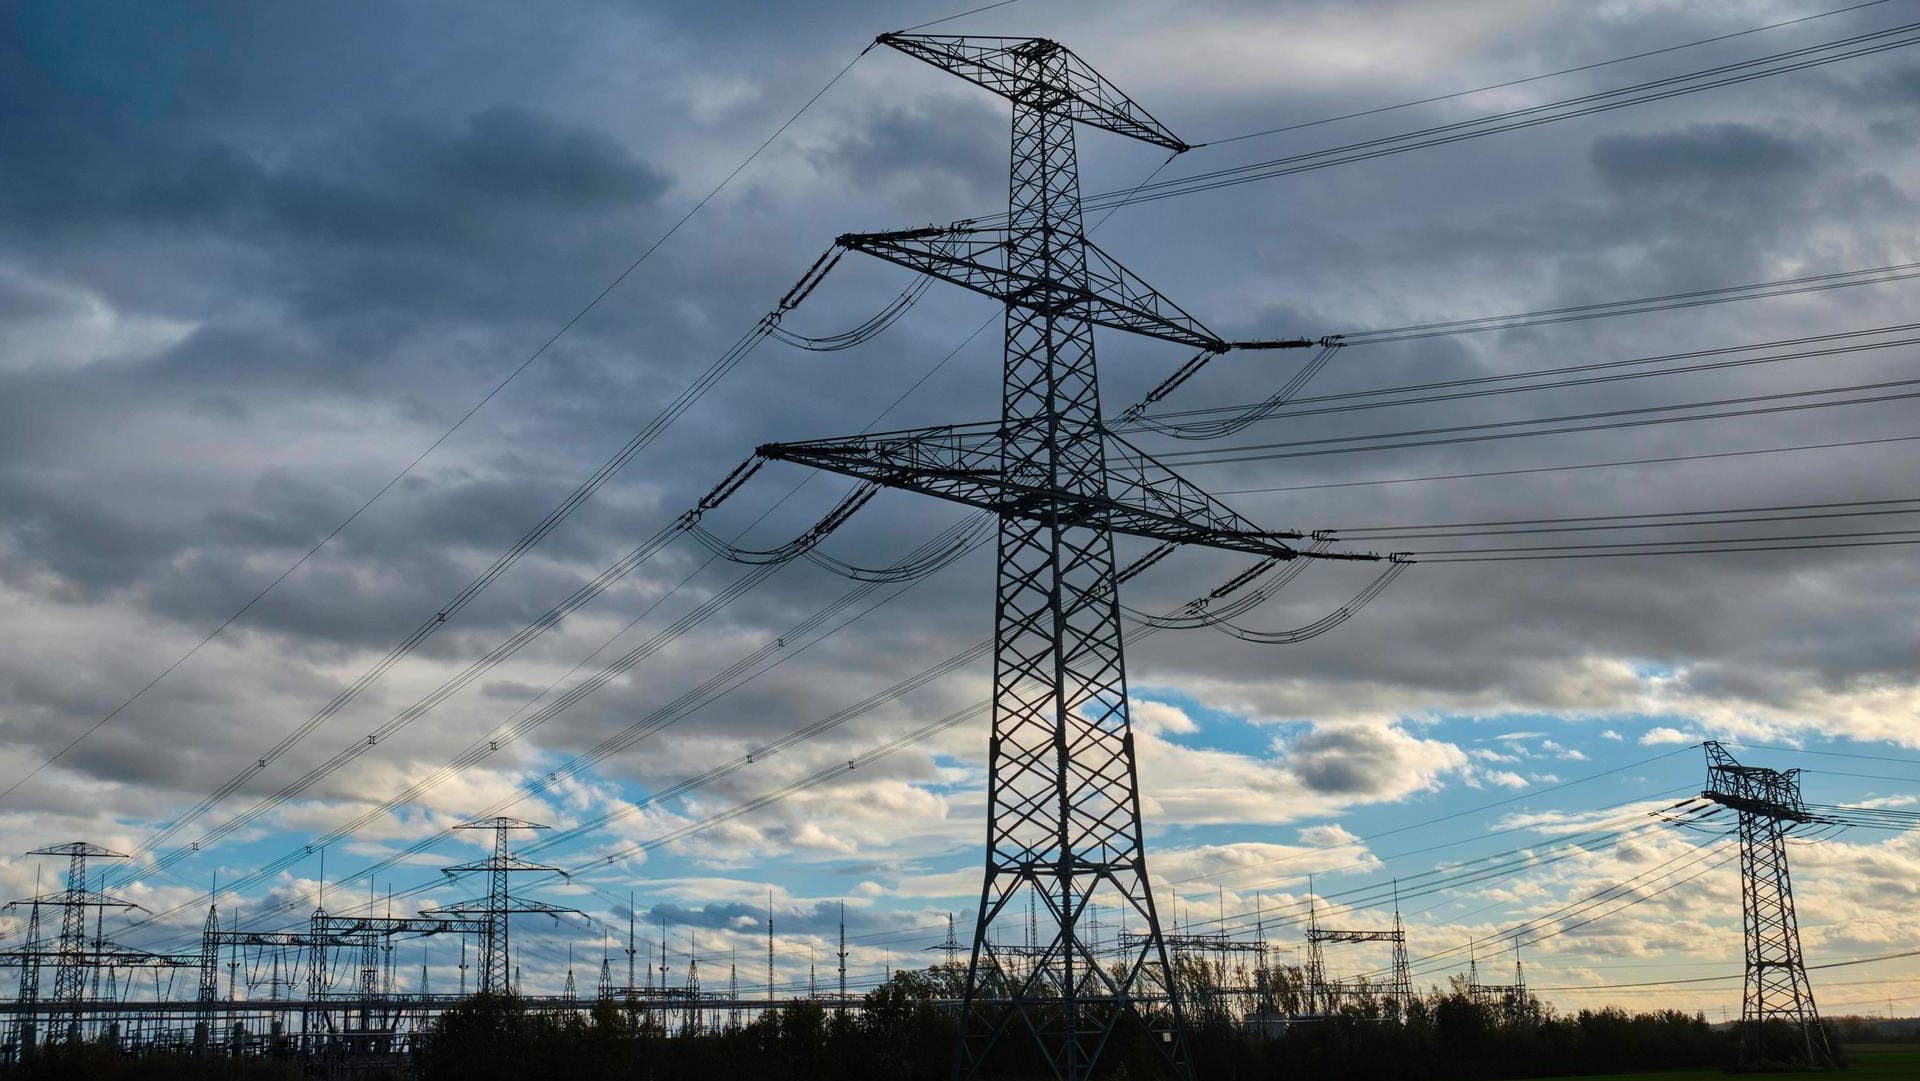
left=432, top=818, right=578, bottom=995
left=22, top=843, right=136, bottom=1043
left=1702, top=742, right=1832, bottom=1068
left=760, top=33, right=1371, bottom=1081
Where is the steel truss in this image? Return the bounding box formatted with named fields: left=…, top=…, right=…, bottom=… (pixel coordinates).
left=429, top=817, right=580, bottom=996
left=1702, top=741, right=1832, bottom=1069
left=759, top=32, right=1371, bottom=1081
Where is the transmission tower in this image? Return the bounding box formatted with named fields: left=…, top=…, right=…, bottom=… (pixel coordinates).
left=432, top=817, right=579, bottom=995
left=1702, top=741, right=1833, bottom=1068
left=26, top=843, right=136, bottom=1043
left=10, top=894, right=42, bottom=1056
left=758, top=33, right=1371, bottom=1081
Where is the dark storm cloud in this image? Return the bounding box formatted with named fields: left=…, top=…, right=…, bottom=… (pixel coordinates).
left=812, top=93, right=1006, bottom=206
left=1589, top=121, right=1815, bottom=190
left=119, top=107, right=669, bottom=252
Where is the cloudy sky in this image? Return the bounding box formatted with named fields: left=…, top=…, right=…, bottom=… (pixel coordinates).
left=2, top=0, right=1917, bottom=1016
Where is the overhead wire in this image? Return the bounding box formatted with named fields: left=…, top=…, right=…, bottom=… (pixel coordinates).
left=137, top=532, right=1335, bottom=952
left=0, top=39, right=876, bottom=806
left=1199, top=0, right=1898, bottom=147
left=1067, top=21, right=1920, bottom=214
left=1154, top=376, right=1920, bottom=468
left=1128, top=321, right=1920, bottom=434
left=1216, top=434, right=1920, bottom=495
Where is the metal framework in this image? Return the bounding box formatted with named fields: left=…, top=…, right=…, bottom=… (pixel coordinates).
left=759, top=32, right=1369, bottom=1081
left=1466, top=939, right=1528, bottom=1021
left=430, top=817, right=580, bottom=995
left=1303, top=889, right=1412, bottom=1019
left=2, top=844, right=198, bottom=1059
left=1702, top=741, right=1832, bottom=1069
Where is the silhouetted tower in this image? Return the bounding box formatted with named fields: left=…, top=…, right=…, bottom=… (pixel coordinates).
left=759, top=33, right=1371, bottom=1081
left=26, top=843, right=134, bottom=1042
left=1702, top=741, right=1832, bottom=1068
left=767, top=892, right=775, bottom=1005
left=1302, top=879, right=1332, bottom=1015
left=837, top=902, right=848, bottom=1012
left=436, top=818, right=577, bottom=994
left=197, top=902, right=220, bottom=1050
left=1389, top=893, right=1413, bottom=1020
left=11, top=892, right=43, bottom=1055
left=729, top=949, right=741, bottom=1030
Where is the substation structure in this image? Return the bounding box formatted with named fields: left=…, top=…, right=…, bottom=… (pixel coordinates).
left=0, top=742, right=1859, bottom=1071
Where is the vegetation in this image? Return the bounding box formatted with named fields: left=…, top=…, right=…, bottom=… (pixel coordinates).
left=412, top=967, right=1750, bottom=1081
left=4, top=968, right=1886, bottom=1079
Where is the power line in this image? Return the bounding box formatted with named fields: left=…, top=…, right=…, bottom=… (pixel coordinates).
left=1154, top=376, right=1920, bottom=467
left=0, top=44, right=874, bottom=806
left=1069, top=21, right=1920, bottom=213
left=1126, top=322, right=1920, bottom=439
left=1215, top=433, right=1920, bottom=495
left=1200, top=0, right=1898, bottom=147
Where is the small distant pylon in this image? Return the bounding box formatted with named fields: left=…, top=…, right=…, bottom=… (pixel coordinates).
left=431, top=818, right=579, bottom=995
left=1703, top=741, right=1833, bottom=1068
left=837, top=902, right=848, bottom=1013
left=1390, top=883, right=1412, bottom=1020
left=19, top=843, right=135, bottom=1042
left=10, top=887, right=43, bottom=1054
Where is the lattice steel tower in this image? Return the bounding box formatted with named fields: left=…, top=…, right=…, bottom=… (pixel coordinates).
left=434, top=817, right=577, bottom=995
left=23, top=843, right=134, bottom=1042
left=1701, top=742, right=1832, bottom=1069
left=760, top=33, right=1370, bottom=1080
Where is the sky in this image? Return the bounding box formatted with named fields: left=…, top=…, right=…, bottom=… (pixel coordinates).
left=1, top=0, right=1918, bottom=1018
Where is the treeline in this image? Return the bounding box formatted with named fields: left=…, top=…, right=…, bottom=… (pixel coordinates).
left=415, top=968, right=1741, bottom=1081
left=0, top=966, right=1835, bottom=1080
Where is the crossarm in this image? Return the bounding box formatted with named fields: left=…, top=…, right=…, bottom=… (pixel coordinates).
left=759, top=422, right=1379, bottom=561
left=838, top=226, right=1226, bottom=349
left=877, top=35, right=1188, bottom=151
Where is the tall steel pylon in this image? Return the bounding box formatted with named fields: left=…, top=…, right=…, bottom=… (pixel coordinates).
left=1701, top=741, right=1832, bottom=1069
left=23, top=843, right=135, bottom=1042
left=433, top=817, right=578, bottom=995
left=760, top=33, right=1371, bottom=1081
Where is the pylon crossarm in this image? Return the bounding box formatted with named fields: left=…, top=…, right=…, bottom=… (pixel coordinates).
left=836, top=226, right=1224, bottom=349
left=877, top=34, right=1188, bottom=151
left=1307, top=929, right=1402, bottom=944
left=431, top=898, right=582, bottom=918
left=3, top=891, right=139, bottom=911
left=759, top=424, right=1375, bottom=561
left=438, top=854, right=569, bottom=875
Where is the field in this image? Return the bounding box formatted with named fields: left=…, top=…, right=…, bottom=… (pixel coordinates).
left=1517, top=1046, right=1920, bottom=1081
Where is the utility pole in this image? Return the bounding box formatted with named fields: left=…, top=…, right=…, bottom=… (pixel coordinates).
left=837, top=902, right=848, bottom=1013
left=757, top=33, right=1372, bottom=1081
left=1702, top=741, right=1832, bottom=1068
left=767, top=891, right=775, bottom=1005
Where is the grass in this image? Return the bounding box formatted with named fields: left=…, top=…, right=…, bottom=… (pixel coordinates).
left=1514, top=1046, right=1920, bottom=1081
